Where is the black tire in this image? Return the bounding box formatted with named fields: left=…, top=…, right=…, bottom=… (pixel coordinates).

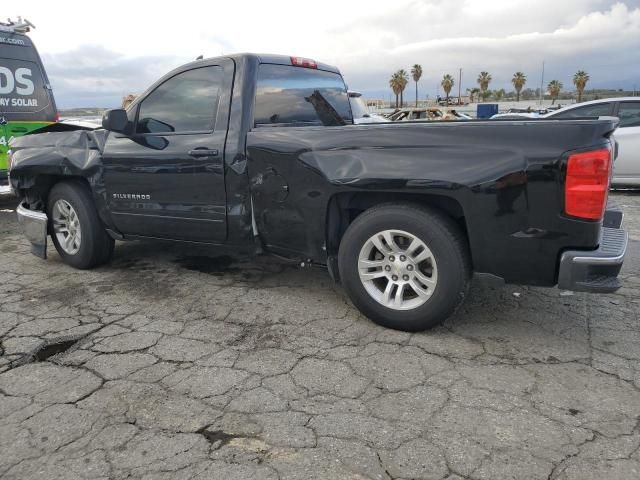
left=47, top=180, right=114, bottom=269
left=338, top=203, right=471, bottom=331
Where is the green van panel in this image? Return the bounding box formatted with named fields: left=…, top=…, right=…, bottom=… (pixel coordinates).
left=1, top=121, right=53, bottom=172
left=1, top=30, right=58, bottom=177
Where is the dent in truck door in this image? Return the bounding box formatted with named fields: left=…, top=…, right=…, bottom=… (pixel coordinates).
left=248, top=63, right=354, bottom=255
left=102, top=60, right=234, bottom=243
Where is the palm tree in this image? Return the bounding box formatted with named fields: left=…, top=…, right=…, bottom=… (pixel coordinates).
left=468, top=87, right=480, bottom=103
left=477, top=72, right=492, bottom=102
left=397, top=69, right=409, bottom=107
left=494, top=88, right=506, bottom=101
left=411, top=64, right=423, bottom=107
left=389, top=72, right=401, bottom=108
left=512, top=72, right=526, bottom=101
left=573, top=70, right=590, bottom=103
left=547, top=80, right=563, bottom=104
left=481, top=89, right=493, bottom=102
left=441, top=74, right=455, bottom=102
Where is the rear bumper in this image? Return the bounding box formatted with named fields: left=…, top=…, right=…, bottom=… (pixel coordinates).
left=557, top=206, right=627, bottom=293
left=16, top=201, right=48, bottom=259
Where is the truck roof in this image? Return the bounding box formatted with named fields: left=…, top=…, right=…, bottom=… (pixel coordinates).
left=180, top=53, right=341, bottom=75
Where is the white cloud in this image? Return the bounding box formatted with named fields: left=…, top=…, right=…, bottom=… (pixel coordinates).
left=40, top=46, right=188, bottom=107
left=333, top=1, right=640, bottom=98
left=5, top=0, right=640, bottom=106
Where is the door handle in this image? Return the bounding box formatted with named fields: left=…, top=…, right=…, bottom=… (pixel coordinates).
left=188, top=148, right=219, bottom=158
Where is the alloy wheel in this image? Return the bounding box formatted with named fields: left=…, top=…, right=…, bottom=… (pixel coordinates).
left=52, top=199, right=82, bottom=255
left=358, top=229, right=438, bottom=310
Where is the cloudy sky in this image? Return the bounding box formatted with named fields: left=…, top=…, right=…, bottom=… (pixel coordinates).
left=6, top=0, right=640, bottom=107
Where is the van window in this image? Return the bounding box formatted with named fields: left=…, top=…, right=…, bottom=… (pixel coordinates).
left=254, top=64, right=352, bottom=127
left=0, top=57, right=51, bottom=116
left=136, top=66, right=222, bottom=134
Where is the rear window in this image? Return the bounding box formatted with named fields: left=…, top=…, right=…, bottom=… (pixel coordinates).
left=0, top=57, right=52, bottom=117
left=254, top=64, right=352, bottom=127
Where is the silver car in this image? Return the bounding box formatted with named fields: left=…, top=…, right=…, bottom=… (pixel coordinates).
left=545, top=98, right=640, bottom=187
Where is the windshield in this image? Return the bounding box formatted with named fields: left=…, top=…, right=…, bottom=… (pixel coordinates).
left=349, top=95, right=369, bottom=119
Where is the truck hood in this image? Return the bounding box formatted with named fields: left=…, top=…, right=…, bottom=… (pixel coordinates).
left=10, top=129, right=109, bottom=175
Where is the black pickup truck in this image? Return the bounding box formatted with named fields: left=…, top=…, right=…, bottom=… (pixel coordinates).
left=8, top=53, right=627, bottom=331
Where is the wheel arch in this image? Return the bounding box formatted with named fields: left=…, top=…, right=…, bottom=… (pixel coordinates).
left=335, top=199, right=472, bottom=331
left=15, top=174, right=91, bottom=211
left=326, top=192, right=472, bottom=273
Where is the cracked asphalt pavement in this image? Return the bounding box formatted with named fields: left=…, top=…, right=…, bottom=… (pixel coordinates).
left=1, top=192, right=639, bottom=480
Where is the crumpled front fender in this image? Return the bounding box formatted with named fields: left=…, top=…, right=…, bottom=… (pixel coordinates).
left=10, top=129, right=108, bottom=179
left=9, top=129, right=115, bottom=231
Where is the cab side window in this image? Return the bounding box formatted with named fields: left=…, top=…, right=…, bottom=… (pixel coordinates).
left=552, top=102, right=613, bottom=119
left=617, top=102, right=640, bottom=128
left=136, top=66, right=222, bottom=134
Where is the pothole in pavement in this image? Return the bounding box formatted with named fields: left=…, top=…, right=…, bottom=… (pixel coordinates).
left=34, top=338, right=80, bottom=361
left=197, top=427, right=254, bottom=449
left=8, top=334, right=85, bottom=369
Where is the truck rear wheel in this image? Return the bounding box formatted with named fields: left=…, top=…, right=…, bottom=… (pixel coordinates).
left=47, top=181, right=114, bottom=269
left=338, top=203, right=470, bottom=331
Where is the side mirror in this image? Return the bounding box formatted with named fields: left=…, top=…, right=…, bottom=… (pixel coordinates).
left=102, top=109, right=129, bottom=133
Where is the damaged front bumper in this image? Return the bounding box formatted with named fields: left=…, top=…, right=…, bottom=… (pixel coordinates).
left=16, top=201, right=48, bottom=258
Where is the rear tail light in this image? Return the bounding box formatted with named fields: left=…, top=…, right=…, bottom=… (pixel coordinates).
left=54, top=112, right=60, bottom=122
left=564, top=147, right=612, bottom=220
left=290, top=56, right=318, bottom=69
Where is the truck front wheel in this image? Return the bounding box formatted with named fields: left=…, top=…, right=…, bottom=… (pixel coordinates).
left=338, top=203, right=470, bottom=331
left=47, top=181, right=114, bottom=269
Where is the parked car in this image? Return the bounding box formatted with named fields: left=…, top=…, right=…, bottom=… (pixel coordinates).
left=388, top=108, right=469, bottom=122
left=389, top=108, right=443, bottom=121
left=544, top=98, right=640, bottom=187
left=449, top=110, right=472, bottom=120
left=348, top=91, right=386, bottom=124
left=491, top=107, right=553, bottom=120
left=9, top=53, right=627, bottom=331
left=0, top=18, right=58, bottom=186
left=438, top=98, right=465, bottom=106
